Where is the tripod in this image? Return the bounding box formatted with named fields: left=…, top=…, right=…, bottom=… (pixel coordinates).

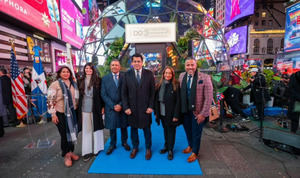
left=248, top=73, right=266, bottom=142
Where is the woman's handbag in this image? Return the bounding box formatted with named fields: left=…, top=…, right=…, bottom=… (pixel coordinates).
left=294, top=101, right=300, bottom=112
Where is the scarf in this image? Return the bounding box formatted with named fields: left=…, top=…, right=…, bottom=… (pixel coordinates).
left=159, top=80, right=169, bottom=102
left=158, top=80, right=170, bottom=116
left=58, top=79, right=79, bottom=143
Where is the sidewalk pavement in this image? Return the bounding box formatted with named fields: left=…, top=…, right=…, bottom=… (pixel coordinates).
left=0, top=121, right=299, bottom=178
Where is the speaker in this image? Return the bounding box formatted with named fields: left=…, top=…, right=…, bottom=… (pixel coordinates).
left=188, top=40, right=193, bottom=57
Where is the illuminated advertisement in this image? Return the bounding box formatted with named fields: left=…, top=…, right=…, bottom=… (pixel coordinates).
left=73, top=0, right=83, bottom=10
left=146, top=0, right=161, bottom=8
left=0, top=0, right=61, bottom=39
left=60, top=0, right=84, bottom=49
left=225, top=26, right=248, bottom=54
left=275, top=52, right=300, bottom=73
left=284, top=2, right=300, bottom=52
left=225, top=0, right=254, bottom=27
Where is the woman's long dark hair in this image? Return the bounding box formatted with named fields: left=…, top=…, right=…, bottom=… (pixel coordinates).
left=155, top=66, right=178, bottom=91
left=79, top=63, right=100, bottom=94
left=56, top=66, right=74, bottom=81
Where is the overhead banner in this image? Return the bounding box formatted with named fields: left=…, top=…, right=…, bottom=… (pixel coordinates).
left=225, top=0, right=254, bottom=27
left=60, top=0, right=84, bottom=49
left=225, top=26, right=248, bottom=55
left=125, top=23, right=176, bottom=43
left=284, top=2, right=300, bottom=52
left=0, top=0, right=61, bottom=39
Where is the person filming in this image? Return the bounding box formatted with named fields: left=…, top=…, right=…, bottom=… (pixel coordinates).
left=243, top=68, right=270, bottom=125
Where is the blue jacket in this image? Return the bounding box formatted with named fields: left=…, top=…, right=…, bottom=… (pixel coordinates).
left=101, top=72, right=128, bottom=129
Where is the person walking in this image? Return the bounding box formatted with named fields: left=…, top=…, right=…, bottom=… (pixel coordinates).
left=101, top=59, right=130, bottom=155
left=78, top=63, right=105, bottom=162
left=178, top=58, right=213, bottom=163
left=122, top=53, right=155, bottom=160
left=47, top=66, right=79, bottom=167
left=154, top=66, right=181, bottom=160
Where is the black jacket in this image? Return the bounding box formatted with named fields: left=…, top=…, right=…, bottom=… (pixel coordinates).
left=122, top=68, right=155, bottom=128
left=77, top=78, right=104, bottom=132
left=0, top=75, right=13, bottom=105
left=288, top=72, right=300, bottom=115
left=154, top=82, right=181, bottom=126
left=244, top=73, right=270, bottom=104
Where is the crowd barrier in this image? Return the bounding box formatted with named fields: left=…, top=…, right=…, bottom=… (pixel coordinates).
left=18, top=94, right=55, bottom=150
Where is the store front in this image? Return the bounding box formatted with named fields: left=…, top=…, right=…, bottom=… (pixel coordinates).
left=0, top=23, right=30, bottom=70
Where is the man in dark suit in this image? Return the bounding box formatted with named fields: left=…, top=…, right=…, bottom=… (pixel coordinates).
left=122, top=53, right=155, bottom=160
left=178, top=58, right=213, bottom=163
left=101, top=59, right=130, bottom=155
left=0, top=68, right=17, bottom=129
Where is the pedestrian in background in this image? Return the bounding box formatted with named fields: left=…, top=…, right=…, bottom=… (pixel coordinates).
left=77, top=63, right=104, bottom=162
left=0, top=68, right=17, bottom=128
left=154, top=66, right=181, bottom=160
left=178, top=58, right=213, bottom=163
left=101, top=59, right=130, bottom=155
left=288, top=71, right=300, bottom=133
left=47, top=66, right=79, bottom=167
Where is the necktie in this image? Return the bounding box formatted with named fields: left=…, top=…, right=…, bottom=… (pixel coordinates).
left=187, top=75, right=192, bottom=97
left=136, top=70, right=141, bottom=84
left=114, top=74, right=118, bottom=87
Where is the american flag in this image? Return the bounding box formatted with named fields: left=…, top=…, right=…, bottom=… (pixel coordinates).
left=10, top=49, right=28, bottom=119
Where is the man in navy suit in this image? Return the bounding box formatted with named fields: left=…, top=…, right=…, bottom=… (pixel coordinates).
left=122, top=53, right=155, bottom=160
left=101, top=59, right=130, bottom=155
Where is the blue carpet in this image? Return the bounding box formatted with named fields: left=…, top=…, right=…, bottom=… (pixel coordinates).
left=88, top=117, right=203, bottom=175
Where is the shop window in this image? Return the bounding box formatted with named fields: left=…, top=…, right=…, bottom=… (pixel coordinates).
left=262, top=47, right=266, bottom=54
left=253, top=39, right=260, bottom=54
left=267, top=39, right=273, bottom=54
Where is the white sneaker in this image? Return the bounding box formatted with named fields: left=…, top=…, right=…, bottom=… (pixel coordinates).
left=38, top=120, right=47, bottom=125
left=241, top=118, right=251, bottom=123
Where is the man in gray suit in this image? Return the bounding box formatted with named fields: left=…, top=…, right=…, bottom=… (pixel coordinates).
left=101, top=59, right=130, bottom=155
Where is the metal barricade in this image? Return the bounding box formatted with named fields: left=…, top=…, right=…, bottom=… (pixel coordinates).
left=21, top=93, right=55, bottom=149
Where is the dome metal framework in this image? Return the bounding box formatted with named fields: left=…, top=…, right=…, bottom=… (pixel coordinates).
left=80, top=0, right=231, bottom=71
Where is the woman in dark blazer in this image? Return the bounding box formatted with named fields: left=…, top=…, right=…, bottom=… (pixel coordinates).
left=78, top=63, right=104, bottom=162
left=154, top=66, right=181, bottom=160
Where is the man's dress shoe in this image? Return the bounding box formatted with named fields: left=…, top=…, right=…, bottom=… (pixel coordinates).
left=130, top=149, right=138, bottom=159
left=182, top=146, right=192, bottom=154
left=145, top=149, right=152, bottom=160
left=187, top=153, right=199, bottom=163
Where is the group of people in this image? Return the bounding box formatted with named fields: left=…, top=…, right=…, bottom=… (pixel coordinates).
left=242, top=68, right=300, bottom=134
left=47, top=53, right=213, bottom=167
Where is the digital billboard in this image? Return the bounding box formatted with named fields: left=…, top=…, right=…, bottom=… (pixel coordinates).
left=60, top=0, right=84, bottom=49
left=73, top=0, right=83, bottom=10
left=284, top=2, right=300, bottom=52
left=0, top=0, right=61, bottom=39
left=225, top=0, right=254, bottom=27
left=225, top=26, right=248, bottom=55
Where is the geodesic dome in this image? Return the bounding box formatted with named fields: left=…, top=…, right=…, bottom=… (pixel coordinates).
left=80, top=0, right=231, bottom=71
